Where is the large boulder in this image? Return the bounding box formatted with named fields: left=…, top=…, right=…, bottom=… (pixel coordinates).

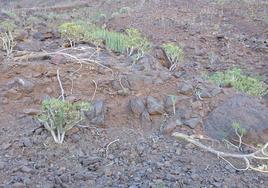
left=204, top=94, right=268, bottom=144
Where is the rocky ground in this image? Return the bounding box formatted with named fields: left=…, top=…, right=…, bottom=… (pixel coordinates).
left=0, top=0, right=268, bottom=187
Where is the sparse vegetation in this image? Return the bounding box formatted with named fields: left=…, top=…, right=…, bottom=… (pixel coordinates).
left=58, top=21, right=150, bottom=60
left=0, top=20, right=16, bottom=58
left=162, top=43, right=184, bottom=71
left=58, top=22, right=88, bottom=47
left=37, top=98, right=90, bottom=144
left=210, top=68, right=268, bottom=96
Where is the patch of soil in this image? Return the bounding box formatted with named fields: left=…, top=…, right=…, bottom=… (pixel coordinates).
left=0, top=0, right=268, bottom=187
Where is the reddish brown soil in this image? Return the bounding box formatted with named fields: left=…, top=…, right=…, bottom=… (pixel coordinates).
left=0, top=0, right=268, bottom=187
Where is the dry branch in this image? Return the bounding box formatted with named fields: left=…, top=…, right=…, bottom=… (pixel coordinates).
left=173, top=132, right=268, bottom=173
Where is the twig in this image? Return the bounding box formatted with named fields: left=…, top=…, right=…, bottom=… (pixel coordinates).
left=57, top=69, right=65, bottom=101
left=172, top=132, right=268, bottom=173
left=91, top=80, right=98, bottom=102
left=105, top=139, right=120, bottom=158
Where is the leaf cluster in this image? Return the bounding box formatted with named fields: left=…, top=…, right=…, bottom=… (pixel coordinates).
left=210, top=68, right=267, bottom=96
left=38, top=98, right=90, bottom=144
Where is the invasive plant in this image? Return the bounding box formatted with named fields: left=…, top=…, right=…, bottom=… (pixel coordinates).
left=58, top=22, right=151, bottom=60
left=103, top=31, right=127, bottom=53
left=232, top=122, right=246, bottom=149
left=58, top=22, right=87, bottom=47
left=0, top=20, right=16, bottom=58
left=210, top=68, right=268, bottom=96
left=162, top=43, right=184, bottom=71
left=37, top=98, right=90, bottom=144
left=125, top=28, right=150, bottom=58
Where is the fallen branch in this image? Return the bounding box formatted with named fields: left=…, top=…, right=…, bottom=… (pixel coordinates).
left=105, top=139, right=120, bottom=158
left=91, top=80, right=98, bottom=102
left=14, top=47, right=114, bottom=76
left=57, top=69, right=65, bottom=101
left=172, top=132, right=268, bottom=173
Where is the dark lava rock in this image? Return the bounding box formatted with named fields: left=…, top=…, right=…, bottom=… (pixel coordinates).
left=19, top=137, right=33, bottom=147
left=184, top=117, right=202, bottom=129
left=79, top=157, right=101, bottom=171
left=159, top=71, right=172, bottom=81
left=146, top=96, right=164, bottom=115
left=177, top=82, right=193, bottom=95
left=20, top=166, right=34, bottom=174
left=50, top=54, right=67, bottom=65
left=140, top=110, right=151, bottom=125
left=15, top=40, right=42, bottom=52
left=204, top=94, right=268, bottom=144
left=85, top=100, right=107, bottom=126
left=129, top=97, right=146, bottom=116
left=163, top=118, right=183, bottom=134
left=0, top=162, right=5, bottom=170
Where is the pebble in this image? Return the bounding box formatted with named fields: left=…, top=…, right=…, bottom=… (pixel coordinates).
left=0, top=162, right=5, bottom=170
left=129, top=97, right=146, bottom=116
left=146, top=96, right=164, bottom=115
left=177, top=82, right=193, bottom=95
left=184, top=117, right=201, bottom=129
left=20, top=166, right=33, bottom=173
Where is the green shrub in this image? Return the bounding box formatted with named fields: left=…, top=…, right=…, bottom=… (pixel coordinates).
left=210, top=68, right=268, bottom=96
left=126, top=28, right=150, bottom=57
left=37, top=98, right=90, bottom=144
left=162, top=43, right=184, bottom=71
left=58, top=22, right=86, bottom=46
left=103, top=31, right=127, bottom=53
left=0, top=20, right=16, bottom=58
left=58, top=22, right=150, bottom=59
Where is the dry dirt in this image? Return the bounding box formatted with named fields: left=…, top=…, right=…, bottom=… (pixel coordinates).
left=0, top=0, right=268, bottom=187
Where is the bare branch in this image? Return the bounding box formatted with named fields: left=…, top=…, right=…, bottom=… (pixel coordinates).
left=57, top=69, right=65, bottom=101
left=173, top=132, right=268, bottom=173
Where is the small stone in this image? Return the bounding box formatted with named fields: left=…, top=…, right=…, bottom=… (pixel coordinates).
left=184, top=117, right=201, bottom=129
left=140, top=110, right=151, bottom=125
left=146, top=96, right=164, bottom=115
left=211, top=87, right=222, bottom=96
left=2, top=97, right=8, bottom=104
left=16, top=30, right=29, bottom=41
left=105, top=168, right=113, bottom=177
left=163, top=121, right=176, bottom=134
left=20, top=137, right=33, bottom=147
left=50, top=55, right=67, bottom=65
left=85, top=100, right=106, bottom=126
left=15, top=40, right=42, bottom=52
left=175, top=148, right=182, bottom=155
left=200, top=89, right=212, bottom=98
left=21, top=166, right=33, bottom=173
left=16, top=78, right=34, bottom=94
left=12, top=182, right=25, bottom=188
left=164, top=95, right=178, bottom=109
left=177, top=82, right=193, bottom=95
left=191, top=173, right=200, bottom=181
left=5, top=89, right=22, bottom=100
left=34, top=128, right=43, bottom=135
left=70, top=133, right=80, bottom=143
left=129, top=97, right=146, bottom=116
left=173, top=72, right=184, bottom=78
left=0, top=162, right=5, bottom=170
left=46, top=87, right=53, bottom=94
left=191, top=101, right=202, bottom=110
left=159, top=71, right=172, bottom=81
left=2, top=143, right=11, bottom=150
